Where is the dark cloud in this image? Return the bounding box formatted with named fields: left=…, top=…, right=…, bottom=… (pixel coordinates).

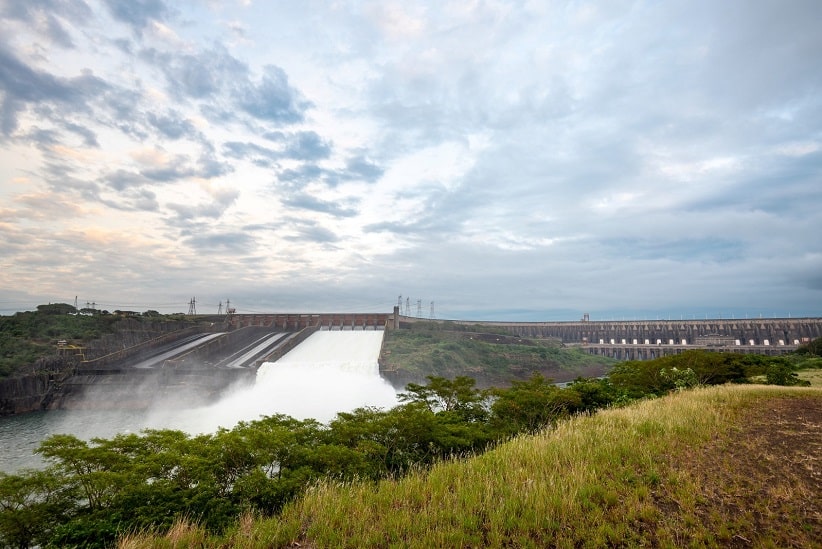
left=283, top=131, right=332, bottom=160
left=0, top=48, right=74, bottom=133
left=25, top=127, right=61, bottom=147
left=140, top=164, right=192, bottom=183
left=166, top=188, right=239, bottom=221
left=141, top=46, right=248, bottom=100
left=196, top=151, right=233, bottom=179
left=1, top=0, right=92, bottom=47
left=146, top=111, right=196, bottom=140
left=340, top=155, right=383, bottom=183
left=223, top=141, right=280, bottom=167
left=100, top=188, right=160, bottom=212
left=103, top=0, right=170, bottom=33
left=183, top=231, right=255, bottom=253
left=238, top=65, right=311, bottom=123
left=277, top=164, right=325, bottom=189
left=105, top=170, right=149, bottom=191
left=275, top=154, right=384, bottom=189
left=63, top=121, right=98, bottom=147
left=282, top=193, right=358, bottom=217
left=0, top=47, right=112, bottom=135
left=224, top=132, right=333, bottom=167
left=282, top=220, right=340, bottom=244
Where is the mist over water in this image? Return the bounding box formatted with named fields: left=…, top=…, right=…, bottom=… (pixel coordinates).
left=152, top=330, right=399, bottom=432
left=1, top=330, right=399, bottom=472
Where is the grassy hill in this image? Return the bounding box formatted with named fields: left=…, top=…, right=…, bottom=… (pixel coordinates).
left=121, top=384, right=821, bottom=548
left=379, top=321, right=616, bottom=387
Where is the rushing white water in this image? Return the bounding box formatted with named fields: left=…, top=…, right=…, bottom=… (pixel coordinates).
left=0, top=330, right=399, bottom=472
left=153, top=329, right=399, bottom=432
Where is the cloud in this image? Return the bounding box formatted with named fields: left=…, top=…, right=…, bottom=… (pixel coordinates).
left=142, top=46, right=248, bottom=100
left=339, top=155, right=383, bottom=183
left=238, top=65, right=312, bottom=123
left=282, top=220, right=340, bottom=244
left=103, top=0, right=171, bottom=34
left=0, top=1, right=820, bottom=319
left=166, top=187, right=239, bottom=222
left=146, top=111, right=197, bottom=140
left=0, top=47, right=77, bottom=133
left=0, top=0, right=92, bottom=47
left=282, top=193, right=358, bottom=218
left=283, top=131, right=332, bottom=160
left=183, top=231, right=255, bottom=254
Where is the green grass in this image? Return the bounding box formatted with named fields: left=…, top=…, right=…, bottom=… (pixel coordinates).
left=381, top=325, right=615, bottom=385
left=120, top=384, right=821, bottom=548
left=797, top=365, right=822, bottom=386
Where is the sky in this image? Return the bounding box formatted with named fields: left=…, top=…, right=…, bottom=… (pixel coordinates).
left=0, top=0, right=820, bottom=321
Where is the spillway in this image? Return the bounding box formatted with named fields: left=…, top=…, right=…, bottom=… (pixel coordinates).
left=160, top=330, right=398, bottom=432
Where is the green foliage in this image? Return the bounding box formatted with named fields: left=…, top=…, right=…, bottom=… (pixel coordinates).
left=382, top=326, right=614, bottom=384
left=490, top=373, right=582, bottom=435
left=0, top=308, right=118, bottom=378
left=795, top=336, right=822, bottom=357
left=608, top=350, right=816, bottom=397
left=660, top=367, right=698, bottom=391
left=36, top=303, right=77, bottom=315
left=0, top=469, right=74, bottom=549
left=399, top=375, right=487, bottom=421
left=4, top=348, right=813, bottom=546
left=764, top=363, right=810, bottom=386
left=0, top=374, right=622, bottom=546
left=0, top=305, right=200, bottom=378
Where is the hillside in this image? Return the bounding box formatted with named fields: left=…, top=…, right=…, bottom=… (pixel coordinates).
left=0, top=305, right=196, bottom=379
left=123, top=385, right=821, bottom=548
left=379, top=321, right=616, bottom=388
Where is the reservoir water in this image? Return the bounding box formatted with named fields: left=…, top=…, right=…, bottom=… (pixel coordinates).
left=0, top=330, right=398, bottom=473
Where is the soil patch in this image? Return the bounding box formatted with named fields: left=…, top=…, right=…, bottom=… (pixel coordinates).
left=661, top=394, right=821, bottom=547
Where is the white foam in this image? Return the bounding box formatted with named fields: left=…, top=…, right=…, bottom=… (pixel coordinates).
left=159, top=330, right=398, bottom=432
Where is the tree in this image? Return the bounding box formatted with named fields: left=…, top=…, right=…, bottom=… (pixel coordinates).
left=765, top=363, right=810, bottom=386
left=490, top=373, right=581, bottom=435
left=36, top=303, right=77, bottom=315
left=398, top=375, right=487, bottom=422
left=796, top=336, right=822, bottom=357
left=0, top=470, right=74, bottom=549
left=567, top=377, right=618, bottom=412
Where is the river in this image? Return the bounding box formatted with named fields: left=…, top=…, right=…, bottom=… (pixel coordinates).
left=0, top=330, right=398, bottom=473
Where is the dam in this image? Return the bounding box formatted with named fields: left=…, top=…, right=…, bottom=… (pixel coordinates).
left=0, top=330, right=396, bottom=473
left=3, top=310, right=821, bottom=415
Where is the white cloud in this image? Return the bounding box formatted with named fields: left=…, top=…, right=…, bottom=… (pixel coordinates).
left=0, top=0, right=820, bottom=319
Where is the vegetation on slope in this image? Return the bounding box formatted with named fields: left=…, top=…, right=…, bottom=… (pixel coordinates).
left=2, top=336, right=819, bottom=548
left=380, top=321, right=616, bottom=386
left=122, top=386, right=821, bottom=548
left=0, top=304, right=194, bottom=378
left=0, top=304, right=119, bottom=378
left=0, top=311, right=818, bottom=548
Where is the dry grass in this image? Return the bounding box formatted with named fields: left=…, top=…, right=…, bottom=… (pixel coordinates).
left=120, top=385, right=821, bottom=548
left=118, top=518, right=207, bottom=549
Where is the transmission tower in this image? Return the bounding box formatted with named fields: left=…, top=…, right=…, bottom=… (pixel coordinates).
left=416, top=299, right=422, bottom=318
left=217, top=301, right=223, bottom=315
left=187, top=297, right=197, bottom=316
left=405, top=297, right=410, bottom=316
left=430, top=301, right=435, bottom=319
left=397, top=295, right=403, bottom=315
